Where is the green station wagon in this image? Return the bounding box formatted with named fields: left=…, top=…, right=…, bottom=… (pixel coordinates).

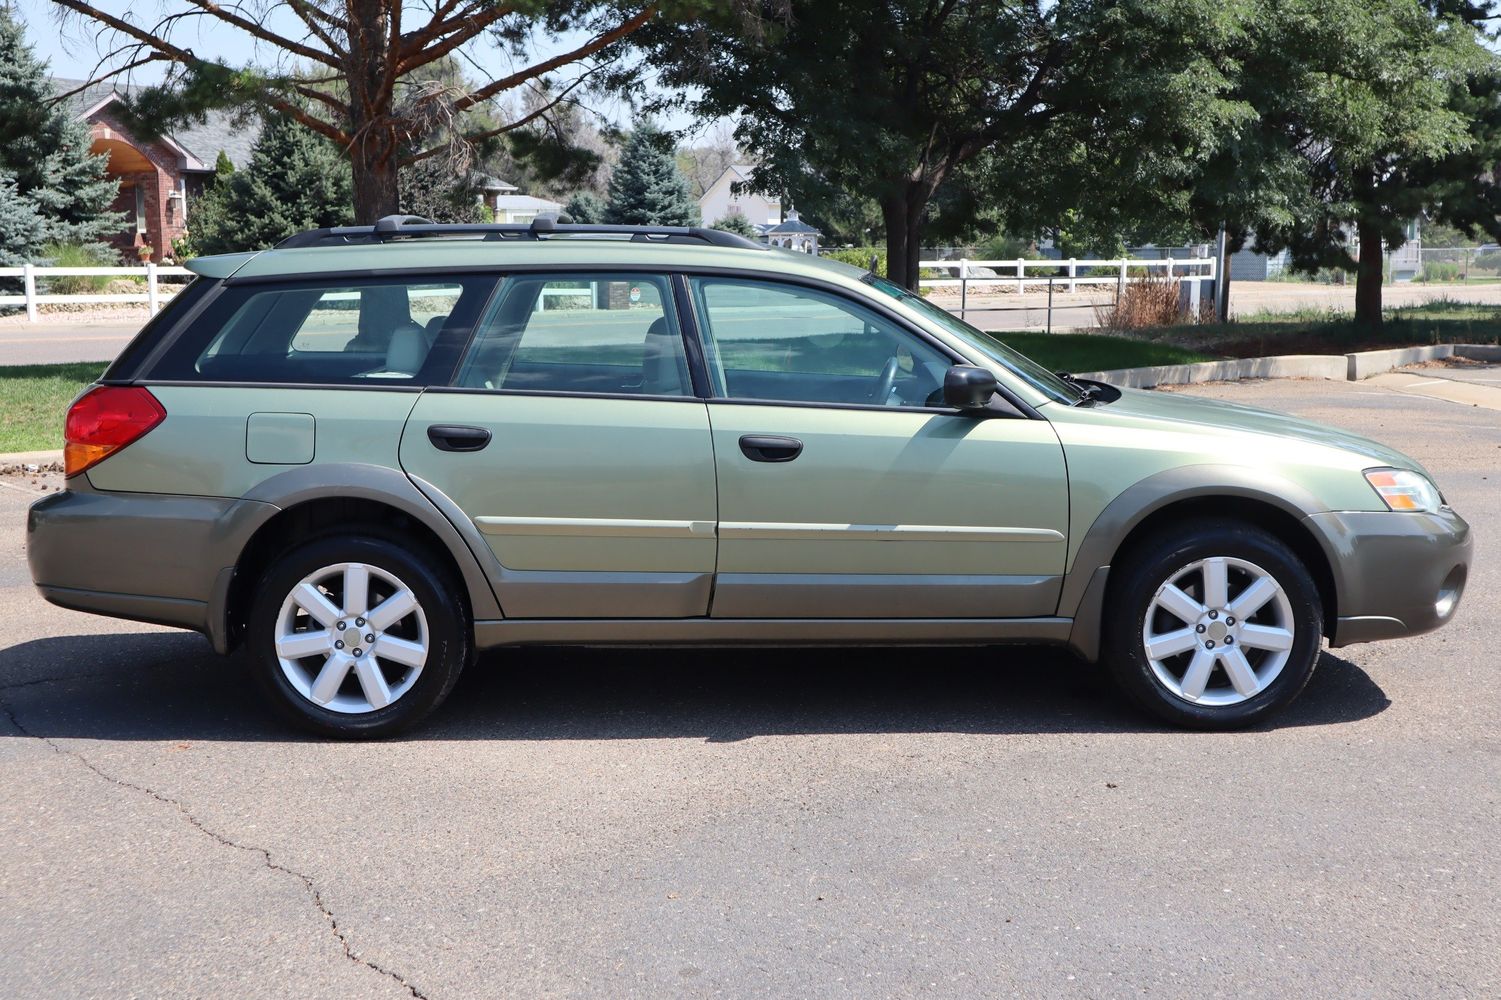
left=27, top=217, right=1471, bottom=736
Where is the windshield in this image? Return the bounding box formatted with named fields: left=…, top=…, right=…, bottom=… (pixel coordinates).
left=862, top=273, right=1083, bottom=404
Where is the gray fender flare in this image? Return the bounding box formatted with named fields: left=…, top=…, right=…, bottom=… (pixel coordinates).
left=211, top=464, right=503, bottom=645
left=1060, top=464, right=1337, bottom=661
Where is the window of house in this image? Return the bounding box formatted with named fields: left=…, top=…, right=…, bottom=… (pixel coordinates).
left=133, top=185, right=147, bottom=235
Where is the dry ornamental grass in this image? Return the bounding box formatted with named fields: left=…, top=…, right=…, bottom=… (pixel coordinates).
left=1095, top=275, right=1193, bottom=332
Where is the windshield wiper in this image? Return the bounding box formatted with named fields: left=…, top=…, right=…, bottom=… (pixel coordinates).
left=1055, top=371, right=1104, bottom=405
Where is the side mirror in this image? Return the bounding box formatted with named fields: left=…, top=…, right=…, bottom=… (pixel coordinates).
left=943, top=365, right=999, bottom=411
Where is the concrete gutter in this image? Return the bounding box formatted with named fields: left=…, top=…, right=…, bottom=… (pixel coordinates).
left=1078, top=343, right=1501, bottom=389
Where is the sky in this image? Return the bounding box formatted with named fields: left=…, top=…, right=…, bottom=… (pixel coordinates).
left=14, top=0, right=709, bottom=135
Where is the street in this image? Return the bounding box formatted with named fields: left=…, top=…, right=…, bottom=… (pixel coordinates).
left=0, top=317, right=143, bottom=366
left=1, top=375, right=1498, bottom=998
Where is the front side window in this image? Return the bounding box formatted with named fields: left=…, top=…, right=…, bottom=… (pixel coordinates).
left=151, top=276, right=493, bottom=385
left=861, top=273, right=1082, bottom=405
left=688, top=277, right=951, bottom=408
left=455, top=273, right=692, bottom=397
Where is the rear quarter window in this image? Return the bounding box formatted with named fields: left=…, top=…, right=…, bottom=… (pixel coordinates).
left=102, top=277, right=215, bottom=381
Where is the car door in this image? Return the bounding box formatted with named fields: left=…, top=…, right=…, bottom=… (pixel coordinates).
left=688, top=275, right=1069, bottom=619
left=400, top=272, right=718, bottom=619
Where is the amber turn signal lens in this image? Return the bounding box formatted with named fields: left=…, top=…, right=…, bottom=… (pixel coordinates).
left=63, top=386, right=166, bottom=478
left=1363, top=468, right=1441, bottom=513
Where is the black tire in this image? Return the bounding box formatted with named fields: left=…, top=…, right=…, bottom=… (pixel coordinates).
left=1101, top=518, right=1323, bottom=730
left=246, top=533, right=470, bottom=738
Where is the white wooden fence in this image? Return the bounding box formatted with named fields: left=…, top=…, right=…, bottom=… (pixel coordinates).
left=0, top=264, right=194, bottom=321
left=916, top=255, right=1219, bottom=326
left=919, top=255, right=1216, bottom=294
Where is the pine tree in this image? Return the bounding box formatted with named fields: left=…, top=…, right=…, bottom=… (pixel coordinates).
left=189, top=113, right=354, bottom=255
left=0, top=170, right=46, bottom=266
left=398, top=156, right=486, bottom=224
left=0, top=7, right=119, bottom=245
left=604, top=123, right=700, bottom=227
left=564, top=191, right=605, bottom=223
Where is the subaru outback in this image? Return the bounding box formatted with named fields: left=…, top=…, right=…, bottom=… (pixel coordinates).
left=27, top=217, right=1472, bottom=736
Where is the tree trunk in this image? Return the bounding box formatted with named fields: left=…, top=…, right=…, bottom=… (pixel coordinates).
left=882, top=195, right=909, bottom=287
left=344, top=0, right=398, bottom=224
left=1355, top=218, right=1385, bottom=331
left=351, top=150, right=400, bottom=223
left=880, top=188, right=930, bottom=291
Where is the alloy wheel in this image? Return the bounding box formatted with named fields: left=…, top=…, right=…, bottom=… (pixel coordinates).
left=1141, top=556, right=1297, bottom=707
left=273, top=561, right=429, bottom=715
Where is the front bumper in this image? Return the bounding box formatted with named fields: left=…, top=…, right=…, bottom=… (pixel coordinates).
left=27, top=485, right=273, bottom=650
left=1307, top=507, right=1472, bottom=647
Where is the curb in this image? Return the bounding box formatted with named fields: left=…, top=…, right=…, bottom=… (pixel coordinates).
left=1077, top=343, right=1501, bottom=389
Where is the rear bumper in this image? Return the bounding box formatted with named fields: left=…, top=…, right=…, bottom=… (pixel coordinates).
left=1307, top=508, right=1472, bottom=647
left=27, top=487, right=272, bottom=650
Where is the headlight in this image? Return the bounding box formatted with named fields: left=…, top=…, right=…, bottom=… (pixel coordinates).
left=1364, top=468, right=1444, bottom=513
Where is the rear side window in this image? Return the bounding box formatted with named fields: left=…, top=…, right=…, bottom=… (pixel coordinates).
left=149, top=275, right=496, bottom=385
left=455, top=273, right=692, bottom=397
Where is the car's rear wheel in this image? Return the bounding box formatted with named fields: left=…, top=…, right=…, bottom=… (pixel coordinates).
left=1101, top=519, right=1323, bottom=729
left=246, top=534, right=469, bottom=738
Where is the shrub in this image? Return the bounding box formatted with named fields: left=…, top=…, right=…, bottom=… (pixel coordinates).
left=822, top=246, right=886, bottom=274
left=710, top=212, right=759, bottom=239
left=1420, top=260, right=1461, bottom=283
left=1095, top=275, right=1188, bottom=331
left=38, top=241, right=118, bottom=295
left=1472, top=250, right=1501, bottom=273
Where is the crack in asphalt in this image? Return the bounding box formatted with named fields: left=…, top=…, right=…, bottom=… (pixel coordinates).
left=0, top=670, right=124, bottom=693
left=0, top=696, right=429, bottom=1000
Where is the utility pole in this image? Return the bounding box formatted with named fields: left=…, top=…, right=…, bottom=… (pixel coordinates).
left=1214, top=226, right=1230, bottom=322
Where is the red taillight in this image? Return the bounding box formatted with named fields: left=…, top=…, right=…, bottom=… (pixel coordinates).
left=64, top=385, right=166, bottom=478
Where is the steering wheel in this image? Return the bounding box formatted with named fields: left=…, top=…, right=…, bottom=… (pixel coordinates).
left=871, top=355, right=902, bottom=404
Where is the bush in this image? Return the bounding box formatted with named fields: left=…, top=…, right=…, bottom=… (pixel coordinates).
left=978, top=234, right=1035, bottom=260
left=822, top=246, right=886, bottom=274
left=1472, top=250, right=1501, bottom=273
left=38, top=241, right=118, bottom=295
left=1095, top=275, right=1189, bottom=331
left=1420, top=260, right=1461, bottom=283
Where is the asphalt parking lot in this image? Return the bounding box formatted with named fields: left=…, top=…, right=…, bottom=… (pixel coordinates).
left=1, top=376, right=1497, bottom=999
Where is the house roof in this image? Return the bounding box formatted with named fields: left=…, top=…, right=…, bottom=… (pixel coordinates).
left=492, top=194, right=563, bottom=211
left=699, top=163, right=781, bottom=207
left=53, top=77, right=260, bottom=172
left=471, top=173, right=519, bottom=193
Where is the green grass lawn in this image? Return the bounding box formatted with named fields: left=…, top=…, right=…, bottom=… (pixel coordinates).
left=0, top=362, right=105, bottom=453
left=1000, top=333, right=1212, bottom=372
left=1139, top=300, right=1501, bottom=358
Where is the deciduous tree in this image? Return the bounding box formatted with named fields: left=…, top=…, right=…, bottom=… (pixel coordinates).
left=638, top=0, right=1247, bottom=288
left=1203, top=0, right=1501, bottom=328
left=49, top=0, right=665, bottom=222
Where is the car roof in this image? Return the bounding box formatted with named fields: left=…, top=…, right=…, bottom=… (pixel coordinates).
left=187, top=238, right=871, bottom=287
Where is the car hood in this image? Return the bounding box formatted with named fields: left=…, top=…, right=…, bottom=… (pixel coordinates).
left=1093, top=386, right=1422, bottom=472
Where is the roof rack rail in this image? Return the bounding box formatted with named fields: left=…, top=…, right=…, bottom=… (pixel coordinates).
left=276, top=214, right=768, bottom=250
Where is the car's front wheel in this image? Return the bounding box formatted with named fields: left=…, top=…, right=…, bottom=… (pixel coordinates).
left=1101, top=519, right=1323, bottom=729
left=246, top=534, right=469, bottom=738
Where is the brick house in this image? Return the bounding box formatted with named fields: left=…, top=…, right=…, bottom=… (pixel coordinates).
left=53, top=79, right=258, bottom=262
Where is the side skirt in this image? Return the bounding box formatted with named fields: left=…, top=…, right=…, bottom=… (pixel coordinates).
left=473, top=617, right=1075, bottom=648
